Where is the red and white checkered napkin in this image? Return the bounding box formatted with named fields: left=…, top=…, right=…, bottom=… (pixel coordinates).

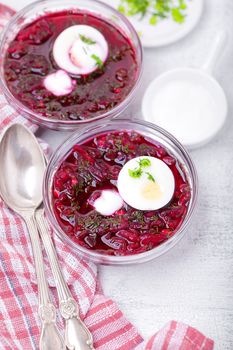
left=0, top=5, right=214, bottom=350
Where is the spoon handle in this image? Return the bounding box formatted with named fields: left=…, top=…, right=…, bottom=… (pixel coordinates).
left=36, top=209, right=95, bottom=350
left=23, top=213, right=65, bottom=350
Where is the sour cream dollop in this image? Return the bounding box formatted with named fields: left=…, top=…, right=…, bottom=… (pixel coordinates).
left=92, top=190, right=123, bottom=216
left=43, top=70, right=76, bottom=96
left=53, top=25, right=108, bottom=75
left=117, top=156, right=175, bottom=211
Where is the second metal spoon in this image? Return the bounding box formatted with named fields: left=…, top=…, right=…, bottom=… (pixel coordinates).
left=36, top=209, right=95, bottom=350
left=0, top=124, right=65, bottom=350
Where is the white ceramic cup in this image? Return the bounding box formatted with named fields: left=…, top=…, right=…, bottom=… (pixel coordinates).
left=142, top=31, right=228, bottom=149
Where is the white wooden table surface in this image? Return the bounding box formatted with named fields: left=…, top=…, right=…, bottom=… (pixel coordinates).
left=3, top=0, right=233, bottom=348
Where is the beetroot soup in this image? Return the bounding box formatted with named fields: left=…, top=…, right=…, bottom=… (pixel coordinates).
left=4, top=10, right=138, bottom=121
left=52, top=131, right=191, bottom=256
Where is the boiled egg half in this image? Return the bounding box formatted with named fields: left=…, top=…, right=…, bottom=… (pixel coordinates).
left=53, top=25, right=108, bottom=75
left=117, top=156, right=175, bottom=211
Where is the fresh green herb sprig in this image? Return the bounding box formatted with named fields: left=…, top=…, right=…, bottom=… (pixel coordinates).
left=118, top=0, right=188, bottom=26
left=145, top=172, right=155, bottom=182
left=79, top=34, right=96, bottom=45
left=128, top=157, right=155, bottom=182
left=139, top=158, right=151, bottom=167
left=128, top=167, right=143, bottom=179
left=91, top=54, right=104, bottom=68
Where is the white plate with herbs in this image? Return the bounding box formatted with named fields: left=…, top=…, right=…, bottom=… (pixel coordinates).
left=105, top=0, right=203, bottom=47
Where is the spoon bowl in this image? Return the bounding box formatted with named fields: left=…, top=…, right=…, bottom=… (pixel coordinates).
left=0, top=124, right=45, bottom=211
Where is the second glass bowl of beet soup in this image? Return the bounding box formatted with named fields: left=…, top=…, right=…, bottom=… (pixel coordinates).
left=43, top=119, right=198, bottom=265
left=0, top=0, right=143, bottom=130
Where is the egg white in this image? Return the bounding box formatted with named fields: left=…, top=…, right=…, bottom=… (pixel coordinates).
left=53, top=25, right=108, bottom=75
left=117, top=156, right=175, bottom=211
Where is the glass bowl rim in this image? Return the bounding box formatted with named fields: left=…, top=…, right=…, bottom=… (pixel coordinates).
left=43, top=118, right=198, bottom=265
left=0, top=0, right=143, bottom=128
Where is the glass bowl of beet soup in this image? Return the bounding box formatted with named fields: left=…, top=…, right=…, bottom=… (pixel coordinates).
left=43, top=119, right=198, bottom=265
left=0, top=0, right=142, bottom=130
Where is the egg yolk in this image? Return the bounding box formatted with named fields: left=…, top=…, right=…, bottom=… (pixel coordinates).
left=141, top=181, right=163, bottom=201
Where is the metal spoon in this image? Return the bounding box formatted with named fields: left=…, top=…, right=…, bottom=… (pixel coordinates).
left=0, top=123, right=95, bottom=350
left=0, top=124, right=65, bottom=350
left=36, top=209, right=95, bottom=350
